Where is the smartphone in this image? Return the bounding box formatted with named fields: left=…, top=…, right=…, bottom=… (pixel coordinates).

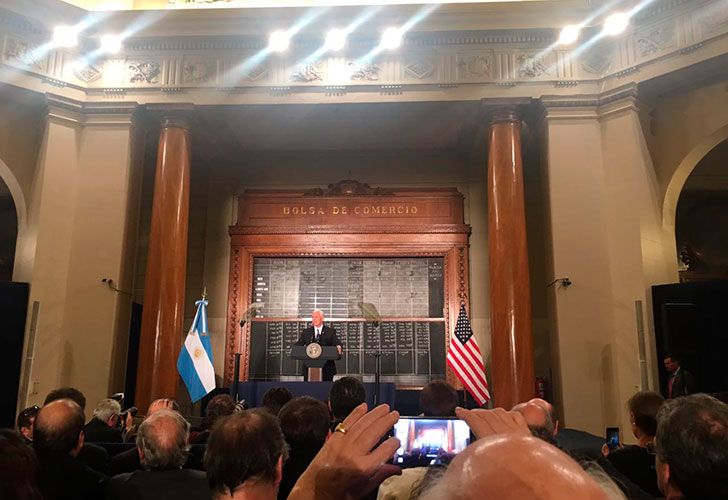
left=391, top=417, right=471, bottom=468
left=606, top=427, right=620, bottom=450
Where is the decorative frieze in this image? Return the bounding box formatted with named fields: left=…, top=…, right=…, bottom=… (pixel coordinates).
left=127, top=60, right=162, bottom=84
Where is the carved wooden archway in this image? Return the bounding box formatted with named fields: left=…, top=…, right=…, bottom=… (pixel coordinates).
left=224, top=180, right=471, bottom=385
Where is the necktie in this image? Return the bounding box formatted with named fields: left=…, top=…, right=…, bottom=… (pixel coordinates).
left=315, top=328, right=320, bottom=341
left=668, top=375, right=675, bottom=398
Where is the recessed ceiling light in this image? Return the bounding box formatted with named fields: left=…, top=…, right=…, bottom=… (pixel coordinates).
left=557, top=25, right=580, bottom=45
left=603, top=12, right=630, bottom=36
left=268, top=30, right=291, bottom=53
left=52, top=26, right=80, bottom=48
left=380, top=27, right=403, bottom=50
left=325, top=29, right=347, bottom=52
left=100, top=34, right=123, bottom=54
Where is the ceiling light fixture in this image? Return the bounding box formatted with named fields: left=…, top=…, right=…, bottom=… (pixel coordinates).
left=380, top=27, right=403, bottom=50
left=52, top=25, right=81, bottom=48
left=325, top=28, right=347, bottom=52
left=268, top=30, right=291, bottom=53
left=100, top=34, right=123, bottom=54
left=603, top=12, right=630, bottom=36
left=557, top=25, right=581, bottom=45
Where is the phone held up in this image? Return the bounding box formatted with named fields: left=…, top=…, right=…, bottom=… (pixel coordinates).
left=606, top=426, right=620, bottom=451
left=391, top=417, right=472, bottom=468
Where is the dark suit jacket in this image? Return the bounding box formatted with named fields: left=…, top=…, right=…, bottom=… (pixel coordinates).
left=109, top=445, right=206, bottom=476
left=296, top=325, right=342, bottom=381
left=106, top=469, right=212, bottom=500
left=37, top=453, right=108, bottom=500
left=670, top=368, right=695, bottom=398
left=77, top=442, right=110, bottom=474
left=84, top=418, right=123, bottom=443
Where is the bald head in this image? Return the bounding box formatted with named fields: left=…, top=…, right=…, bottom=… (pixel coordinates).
left=136, top=409, right=190, bottom=469
left=512, top=400, right=556, bottom=444
left=419, top=434, right=608, bottom=500
left=33, top=399, right=85, bottom=457
left=147, top=398, right=180, bottom=416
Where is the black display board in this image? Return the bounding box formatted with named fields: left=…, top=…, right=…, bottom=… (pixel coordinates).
left=249, top=257, right=445, bottom=383
left=252, top=258, right=444, bottom=318
left=249, top=320, right=445, bottom=382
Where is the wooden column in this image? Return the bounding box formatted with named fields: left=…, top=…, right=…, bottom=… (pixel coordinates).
left=135, top=117, right=191, bottom=413
left=487, top=108, right=535, bottom=409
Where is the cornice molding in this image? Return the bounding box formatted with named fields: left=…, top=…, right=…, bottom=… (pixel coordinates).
left=45, top=93, right=139, bottom=126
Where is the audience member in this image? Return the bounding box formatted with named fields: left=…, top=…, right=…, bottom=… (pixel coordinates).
left=329, top=376, right=366, bottom=424
left=106, top=410, right=211, bottom=500
left=84, top=398, right=124, bottom=443
left=420, top=380, right=458, bottom=417
left=205, top=409, right=289, bottom=499
left=602, top=391, right=664, bottom=497
left=261, top=387, right=294, bottom=416
left=278, top=397, right=331, bottom=499
left=513, top=399, right=656, bottom=499
left=192, top=394, right=236, bottom=444
left=288, top=403, right=401, bottom=500
left=0, top=429, right=44, bottom=500
left=110, top=398, right=193, bottom=475
left=512, top=399, right=558, bottom=445
left=16, top=404, right=39, bottom=444
left=34, top=399, right=108, bottom=499
left=421, top=408, right=609, bottom=500
left=43, top=387, right=110, bottom=473
left=44, top=387, right=87, bottom=411
left=655, top=393, right=728, bottom=500
left=663, top=355, right=695, bottom=398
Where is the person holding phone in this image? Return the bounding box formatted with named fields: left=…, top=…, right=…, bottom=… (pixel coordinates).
left=602, top=391, right=665, bottom=497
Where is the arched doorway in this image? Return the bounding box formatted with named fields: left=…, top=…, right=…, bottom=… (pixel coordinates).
left=0, top=176, right=18, bottom=281
left=675, top=138, right=728, bottom=281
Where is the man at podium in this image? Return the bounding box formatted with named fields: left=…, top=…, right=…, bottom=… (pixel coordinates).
left=296, top=309, right=342, bottom=381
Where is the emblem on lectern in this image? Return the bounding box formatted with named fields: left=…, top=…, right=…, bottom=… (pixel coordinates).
left=306, top=343, right=322, bottom=359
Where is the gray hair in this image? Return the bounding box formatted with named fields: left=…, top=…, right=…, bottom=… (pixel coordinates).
left=92, top=399, right=121, bottom=423
left=312, top=309, right=324, bottom=316
left=136, top=409, right=190, bottom=470
left=581, top=461, right=627, bottom=500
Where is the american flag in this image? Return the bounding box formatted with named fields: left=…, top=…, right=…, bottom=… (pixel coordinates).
left=446, top=303, right=491, bottom=405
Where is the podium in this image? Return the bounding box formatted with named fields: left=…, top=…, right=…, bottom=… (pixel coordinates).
left=289, top=345, right=340, bottom=382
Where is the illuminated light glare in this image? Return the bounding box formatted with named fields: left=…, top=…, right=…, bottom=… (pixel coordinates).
left=268, top=30, right=291, bottom=52
left=100, top=34, right=123, bottom=54
left=52, top=26, right=80, bottom=48
left=557, top=25, right=580, bottom=45
left=603, top=12, right=630, bottom=36
left=380, top=27, right=403, bottom=50
left=325, top=28, right=347, bottom=51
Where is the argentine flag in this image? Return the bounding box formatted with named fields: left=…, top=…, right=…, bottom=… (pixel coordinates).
left=177, top=299, right=215, bottom=403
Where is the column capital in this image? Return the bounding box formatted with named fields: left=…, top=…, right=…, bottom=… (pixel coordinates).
left=480, top=98, right=531, bottom=126
left=146, top=104, right=195, bottom=130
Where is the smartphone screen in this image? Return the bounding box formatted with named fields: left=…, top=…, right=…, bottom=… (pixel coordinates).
left=391, top=417, right=471, bottom=468
left=606, top=427, right=620, bottom=450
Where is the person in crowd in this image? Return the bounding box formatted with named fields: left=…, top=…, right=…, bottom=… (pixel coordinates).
left=527, top=397, right=604, bottom=453
left=16, top=404, right=39, bottom=444
left=515, top=398, right=656, bottom=500
left=191, top=394, right=236, bottom=444
left=106, top=409, right=211, bottom=500
left=288, top=403, right=401, bottom=500
left=205, top=409, right=289, bottom=500
left=329, top=376, right=366, bottom=426
left=44, top=387, right=110, bottom=474
left=84, top=398, right=125, bottom=443
left=663, top=355, right=695, bottom=398
left=602, top=391, right=664, bottom=497
left=278, top=397, right=331, bottom=499
left=512, top=399, right=558, bottom=445
left=0, top=429, right=44, bottom=500
left=419, top=379, right=458, bottom=417
left=44, top=387, right=87, bottom=411
left=261, top=387, right=293, bottom=416
left=34, top=398, right=108, bottom=499
left=379, top=381, right=458, bottom=499
left=110, top=398, right=189, bottom=475
left=655, top=393, right=728, bottom=500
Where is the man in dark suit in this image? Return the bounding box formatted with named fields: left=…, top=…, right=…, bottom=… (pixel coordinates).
left=84, top=398, right=124, bottom=443
left=664, top=354, right=695, bottom=398
left=106, top=409, right=211, bottom=500
left=34, top=399, right=108, bottom=500
left=296, top=309, right=342, bottom=381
